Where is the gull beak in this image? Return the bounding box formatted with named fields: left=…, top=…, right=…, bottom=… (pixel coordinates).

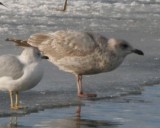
left=41, top=56, right=49, bottom=59
left=132, top=49, right=144, bottom=55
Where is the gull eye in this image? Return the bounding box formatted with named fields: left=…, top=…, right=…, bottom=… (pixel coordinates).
left=121, top=43, right=129, bottom=49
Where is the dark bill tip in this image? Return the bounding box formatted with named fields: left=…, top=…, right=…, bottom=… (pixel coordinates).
left=132, top=49, right=144, bottom=55
left=41, top=56, right=49, bottom=59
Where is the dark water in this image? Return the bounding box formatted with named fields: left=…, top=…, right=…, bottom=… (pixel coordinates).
left=0, top=0, right=160, bottom=127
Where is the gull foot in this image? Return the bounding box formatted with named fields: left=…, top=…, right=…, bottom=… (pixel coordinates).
left=78, top=92, right=97, bottom=98
left=10, top=105, right=27, bottom=110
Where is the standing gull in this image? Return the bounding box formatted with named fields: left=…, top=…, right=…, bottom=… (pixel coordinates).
left=6, top=30, right=144, bottom=97
left=0, top=41, right=48, bottom=109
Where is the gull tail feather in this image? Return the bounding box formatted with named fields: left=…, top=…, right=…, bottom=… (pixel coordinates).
left=6, top=38, right=31, bottom=47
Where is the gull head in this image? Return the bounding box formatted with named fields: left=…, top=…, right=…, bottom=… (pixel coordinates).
left=5, top=37, right=48, bottom=64
left=20, top=47, right=48, bottom=64
left=108, top=38, right=144, bottom=57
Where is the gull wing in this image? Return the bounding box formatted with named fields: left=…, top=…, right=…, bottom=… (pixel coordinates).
left=0, top=55, right=24, bottom=79
left=28, top=30, right=108, bottom=59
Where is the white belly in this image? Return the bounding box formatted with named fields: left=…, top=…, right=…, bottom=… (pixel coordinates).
left=0, top=62, right=43, bottom=92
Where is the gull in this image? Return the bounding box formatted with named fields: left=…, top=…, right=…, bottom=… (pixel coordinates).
left=0, top=40, right=48, bottom=109
left=6, top=30, right=144, bottom=98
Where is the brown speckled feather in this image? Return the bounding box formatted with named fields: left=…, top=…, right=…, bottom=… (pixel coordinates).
left=27, top=30, right=108, bottom=60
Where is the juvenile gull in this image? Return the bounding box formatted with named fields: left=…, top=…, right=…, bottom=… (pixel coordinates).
left=0, top=41, right=48, bottom=109
left=7, top=30, right=144, bottom=97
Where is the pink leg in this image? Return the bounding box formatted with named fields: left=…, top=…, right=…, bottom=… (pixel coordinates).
left=76, top=75, right=83, bottom=95
left=75, top=74, right=97, bottom=97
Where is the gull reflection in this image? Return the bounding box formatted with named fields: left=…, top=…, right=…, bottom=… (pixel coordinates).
left=9, top=117, right=18, bottom=128
left=0, top=116, right=18, bottom=128
left=36, top=105, right=119, bottom=128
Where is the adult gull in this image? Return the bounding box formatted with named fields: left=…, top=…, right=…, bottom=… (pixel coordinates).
left=0, top=40, right=48, bottom=109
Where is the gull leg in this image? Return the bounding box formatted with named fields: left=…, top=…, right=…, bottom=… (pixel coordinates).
left=76, top=74, right=83, bottom=95
left=9, top=91, right=14, bottom=109
left=15, top=92, right=25, bottom=109
left=76, top=75, right=97, bottom=98
left=15, top=92, right=19, bottom=109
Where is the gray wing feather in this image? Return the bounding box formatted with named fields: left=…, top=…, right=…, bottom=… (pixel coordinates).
left=0, top=55, right=24, bottom=79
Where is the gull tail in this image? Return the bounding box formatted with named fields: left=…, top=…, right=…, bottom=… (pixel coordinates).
left=6, top=38, right=31, bottom=47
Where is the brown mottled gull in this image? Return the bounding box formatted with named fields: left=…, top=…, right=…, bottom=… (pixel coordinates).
left=6, top=30, right=144, bottom=97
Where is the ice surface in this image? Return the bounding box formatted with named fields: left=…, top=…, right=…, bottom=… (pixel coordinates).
left=0, top=0, right=160, bottom=116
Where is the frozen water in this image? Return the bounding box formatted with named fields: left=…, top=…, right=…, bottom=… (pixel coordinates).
left=0, top=0, right=160, bottom=118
